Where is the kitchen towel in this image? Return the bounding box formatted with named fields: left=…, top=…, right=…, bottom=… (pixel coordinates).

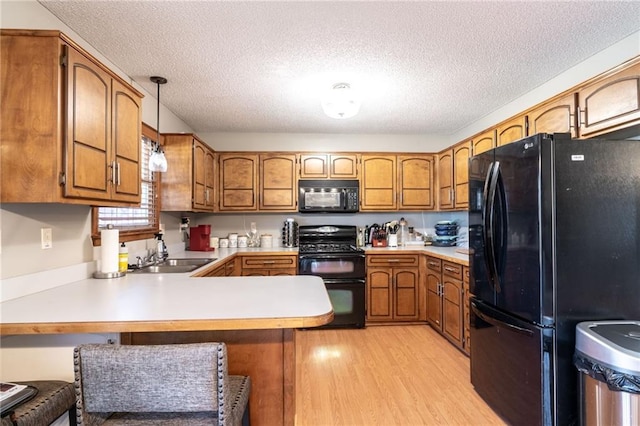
left=100, top=228, right=119, bottom=273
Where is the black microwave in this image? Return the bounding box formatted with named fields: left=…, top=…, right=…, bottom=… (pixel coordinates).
left=298, top=180, right=359, bottom=213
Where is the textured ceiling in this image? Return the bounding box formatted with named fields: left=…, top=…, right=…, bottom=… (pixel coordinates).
left=39, top=1, right=640, bottom=135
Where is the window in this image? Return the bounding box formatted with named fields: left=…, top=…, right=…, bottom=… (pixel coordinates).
left=91, top=123, right=160, bottom=245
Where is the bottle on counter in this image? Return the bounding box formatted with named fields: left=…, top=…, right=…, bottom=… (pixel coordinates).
left=118, top=242, right=128, bottom=272
left=398, top=217, right=408, bottom=247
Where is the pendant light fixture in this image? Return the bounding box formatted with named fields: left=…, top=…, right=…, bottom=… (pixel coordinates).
left=149, top=76, right=168, bottom=172
left=321, top=82, right=361, bottom=119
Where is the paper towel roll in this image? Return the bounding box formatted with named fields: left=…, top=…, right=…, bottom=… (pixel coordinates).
left=101, top=228, right=119, bottom=273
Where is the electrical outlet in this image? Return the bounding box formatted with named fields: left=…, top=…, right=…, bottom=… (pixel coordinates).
left=41, top=227, right=52, bottom=249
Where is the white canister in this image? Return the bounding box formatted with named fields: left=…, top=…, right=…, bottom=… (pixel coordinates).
left=210, top=237, right=219, bottom=248
left=228, top=233, right=238, bottom=248
left=260, top=234, right=273, bottom=248
left=238, top=236, right=248, bottom=248
left=219, top=238, right=229, bottom=248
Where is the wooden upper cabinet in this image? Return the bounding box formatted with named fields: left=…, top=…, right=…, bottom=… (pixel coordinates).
left=111, top=79, right=142, bottom=203
left=299, top=154, right=327, bottom=179
left=218, top=153, right=258, bottom=211
left=329, top=154, right=359, bottom=178
left=1, top=30, right=143, bottom=205
left=527, top=93, right=577, bottom=137
left=437, top=149, right=454, bottom=210
left=496, top=115, right=527, bottom=147
left=360, top=155, right=396, bottom=211
left=453, top=142, right=471, bottom=209
left=192, top=139, right=216, bottom=210
left=472, top=129, right=496, bottom=156
left=161, top=134, right=215, bottom=212
left=299, top=153, right=358, bottom=179
left=469, top=131, right=495, bottom=181
left=398, top=155, right=435, bottom=210
left=259, top=153, right=297, bottom=211
left=577, top=60, right=640, bottom=138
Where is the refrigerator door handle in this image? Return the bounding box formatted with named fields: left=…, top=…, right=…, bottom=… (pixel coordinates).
left=482, top=162, right=496, bottom=289
left=493, top=161, right=508, bottom=293
left=486, top=161, right=502, bottom=292
left=471, top=301, right=534, bottom=336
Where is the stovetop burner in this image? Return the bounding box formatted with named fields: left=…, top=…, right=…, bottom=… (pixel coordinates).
left=298, top=225, right=363, bottom=254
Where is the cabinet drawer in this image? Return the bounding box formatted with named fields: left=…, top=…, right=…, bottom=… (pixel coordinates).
left=366, top=254, right=419, bottom=267
left=426, top=256, right=442, bottom=272
left=463, top=266, right=470, bottom=284
left=442, top=261, right=463, bottom=280
left=241, top=255, right=297, bottom=269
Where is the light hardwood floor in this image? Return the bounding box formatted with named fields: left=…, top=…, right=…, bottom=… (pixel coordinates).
left=295, top=325, right=507, bottom=426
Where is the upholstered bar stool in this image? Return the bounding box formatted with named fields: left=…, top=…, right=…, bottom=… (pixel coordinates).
left=1, top=380, right=76, bottom=426
left=74, top=342, right=251, bottom=426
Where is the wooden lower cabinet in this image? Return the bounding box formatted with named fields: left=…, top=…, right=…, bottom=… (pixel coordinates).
left=366, top=254, right=420, bottom=322
left=426, top=256, right=465, bottom=351
left=121, top=329, right=296, bottom=426
left=240, top=254, right=297, bottom=276
left=463, top=266, right=471, bottom=355
left=201, top=258, right=239, bottom=277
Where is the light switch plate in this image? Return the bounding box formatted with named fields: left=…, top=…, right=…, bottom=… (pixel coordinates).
left=41, top=227, right=52, bottom=249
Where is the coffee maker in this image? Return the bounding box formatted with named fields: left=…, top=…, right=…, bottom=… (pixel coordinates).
left=189, top=225, right=214, bottom=251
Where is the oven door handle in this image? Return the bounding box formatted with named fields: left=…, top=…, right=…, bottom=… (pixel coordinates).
left=323, top=278, right=366, bottom=285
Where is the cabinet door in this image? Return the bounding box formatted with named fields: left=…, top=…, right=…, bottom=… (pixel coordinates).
left=426, top=258, right=442, bottom=330
left=578, top=61, right=640, bottom=138
left=259, top=154, right=297, bottom=211
left=204, top=148, right=216, bottom=210
left=219, top=153, right=258, bottom=211
left=329, top=154, right=358, bottom=179
left=437, top=149, right=454, bottom=210
left=453, top=142, right=471, bottom=209
left=472, top=129, right=495, bottom=156
left=192, top=140, right=216, bottom=211
left=470, top=130, right=495, bottom=182
left=367, top=268, right=393, bottom=321
left=360, top=155, right=396, bottom=211
left=111, top=79, right=141, bottom=203
left=398, top=155, right=435, bottom=210
left=65, top=45, right=112, bottom=201
left=463, top=266, right=471, bottom=355
left=394, top=268, right=420, bottom=320
left=442, top=277, right=463, bottom=348
left=496, top=115, right=527, bottom=147
left=193, top=141, right=207, bottom=209
left=527, top=93, right=577, bottom=137
left=299, top=154, right=328, bottom=179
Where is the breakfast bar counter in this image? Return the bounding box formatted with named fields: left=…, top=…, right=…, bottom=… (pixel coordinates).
left=1, top=273, right=333, bottom=426
left=0, top=274, right=332, bottom=335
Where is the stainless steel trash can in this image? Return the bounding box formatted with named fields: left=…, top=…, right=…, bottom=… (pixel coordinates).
left=575, top=321, right=640, bottom=426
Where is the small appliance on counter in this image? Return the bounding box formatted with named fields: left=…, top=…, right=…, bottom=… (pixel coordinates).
left=282, top=218, right=299, bottom=247
left=189, top=225, right=214, bottom=251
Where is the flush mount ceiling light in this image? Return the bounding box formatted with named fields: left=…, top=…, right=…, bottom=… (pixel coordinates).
left=321, top=82, right=361, bottom=119
left=149, top=76, right=168, bottom=173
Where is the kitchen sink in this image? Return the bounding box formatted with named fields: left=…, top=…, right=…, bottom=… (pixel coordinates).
left=162, top=258, right=215, bottom=267
left=131, top=258, right=216, bottom=274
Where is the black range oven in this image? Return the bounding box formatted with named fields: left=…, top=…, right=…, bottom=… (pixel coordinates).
left=298, top=225, right=366, bottom=329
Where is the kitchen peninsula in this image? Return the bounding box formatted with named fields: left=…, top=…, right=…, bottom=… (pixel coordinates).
left=0, top=266, right=333, bottom=426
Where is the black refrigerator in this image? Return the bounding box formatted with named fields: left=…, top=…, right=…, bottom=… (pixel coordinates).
left=468, top=133, right=640, bottom=426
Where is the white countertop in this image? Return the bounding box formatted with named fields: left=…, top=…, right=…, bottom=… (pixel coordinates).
left=0, top=248, right=332, bottom=334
